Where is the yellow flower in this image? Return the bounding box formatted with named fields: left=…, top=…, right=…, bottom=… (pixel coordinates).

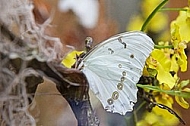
left=175, top=95, right=189, bottom=109
left=61, top=50, right=83, bottom=68
left=142, top=0, right=162, bottom=17
left=175, top=43, right=187, bottom=72
left=147, top=49, right=176, bottom=89
left=137, top=94, right=179, bottom=126
left=175, top=80, right=190, bottom=109
left=170, top=55, right=179, bottom=73
left=171, top=22, right=188, bottom=72
left=137, top=112, right=158, bottom=126
left=149, top=13, right=168, bottom=32
left=137, top=108, right=179, bottom=126
left=127, top=15, right=144, bottom=31
left=171, top=7, right=190, bottom=42
left=155, top=93, right=173, bottom=108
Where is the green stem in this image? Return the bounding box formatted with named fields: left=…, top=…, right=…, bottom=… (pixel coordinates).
left=124, top=101, right=147, bottom=124
left=134, top=101, right=147, bottom=123
left=135, top=101, right=147, bottom=113
left=154, top=44, right=174, bottom=49
left=141, top=0, right=169, bottom=32
left=160, top=8, right=188, bottom=11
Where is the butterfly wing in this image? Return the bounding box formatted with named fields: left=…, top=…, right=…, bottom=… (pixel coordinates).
left=78, top=31, right=154, bottom=115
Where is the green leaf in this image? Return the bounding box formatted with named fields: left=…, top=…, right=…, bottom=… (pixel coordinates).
left=180, top=79, right=190, bottom=88
left=137, top=84, right=190, bottom=98
left=154, top=45, right=174, bottom=49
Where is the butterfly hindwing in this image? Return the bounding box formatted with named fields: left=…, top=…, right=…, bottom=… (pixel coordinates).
left=78, top=31, right=154, bottom=115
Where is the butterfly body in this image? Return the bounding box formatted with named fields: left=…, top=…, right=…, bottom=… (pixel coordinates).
left=77, top=31, right=154, bottom=115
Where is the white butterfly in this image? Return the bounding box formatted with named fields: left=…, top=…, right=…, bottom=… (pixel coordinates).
left=77, top=31, right=154, bottom=115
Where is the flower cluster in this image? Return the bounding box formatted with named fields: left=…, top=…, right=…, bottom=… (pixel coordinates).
left=127, top=0, right=190, bottom=125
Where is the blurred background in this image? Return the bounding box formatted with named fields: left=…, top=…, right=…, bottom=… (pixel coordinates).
left=29, top=0, right=190, bottom=126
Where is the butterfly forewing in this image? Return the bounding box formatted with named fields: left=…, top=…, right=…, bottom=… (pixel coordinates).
left=77, top=31, right=154, bottom=115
